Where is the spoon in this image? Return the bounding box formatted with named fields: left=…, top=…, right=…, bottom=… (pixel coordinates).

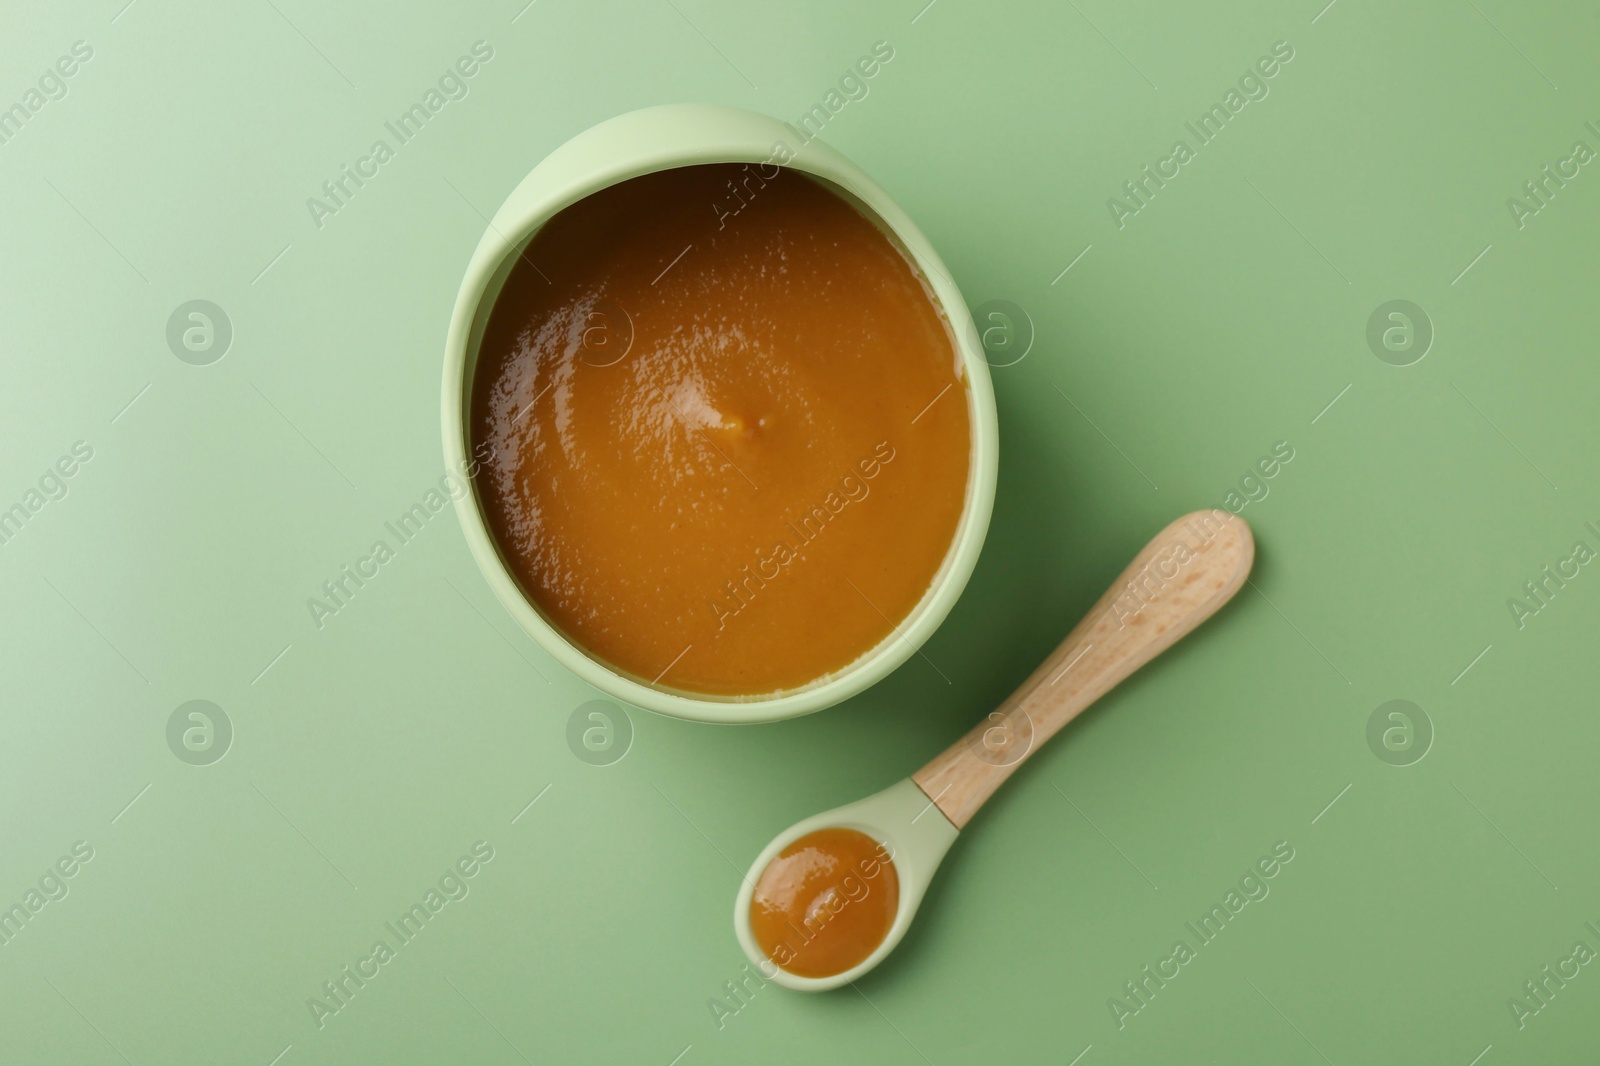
left=733, top=509, right=1255, bottom=990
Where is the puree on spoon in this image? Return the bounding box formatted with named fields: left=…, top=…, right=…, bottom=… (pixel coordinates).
left=749, top=827, right=899, bottom=978
left=471, top=163, right=970, bottom=696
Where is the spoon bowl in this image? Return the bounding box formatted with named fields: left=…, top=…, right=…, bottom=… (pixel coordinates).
left=735, top=510, right=1255, bottom=988
left=733, top=779, right=958, bottom=991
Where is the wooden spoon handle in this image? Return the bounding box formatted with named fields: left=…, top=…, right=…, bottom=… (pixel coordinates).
left=912, top=510, right=1254, bottom=828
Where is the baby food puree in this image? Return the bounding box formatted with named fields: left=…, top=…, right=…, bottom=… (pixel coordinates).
left=749, top=827, right=899, bottom=978
left=471, top=163, right=970, bottom=695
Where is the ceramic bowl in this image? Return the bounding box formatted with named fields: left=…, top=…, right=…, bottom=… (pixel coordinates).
left=442, top=103, right=998, bottom=723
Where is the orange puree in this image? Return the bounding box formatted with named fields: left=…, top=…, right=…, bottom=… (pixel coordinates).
left=750, top=828, right=898, bottom=978
left=471, top=163, right=970, bottom=695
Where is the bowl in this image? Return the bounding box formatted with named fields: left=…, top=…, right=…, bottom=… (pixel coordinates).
left=441, top=103, right=998, bottom=723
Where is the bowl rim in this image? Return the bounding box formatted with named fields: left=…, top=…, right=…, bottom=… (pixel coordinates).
left=441, top=103, right=999, bottom=724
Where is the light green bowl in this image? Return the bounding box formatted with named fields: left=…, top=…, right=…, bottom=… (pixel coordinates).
left=441, top=104, right=998, bottom=724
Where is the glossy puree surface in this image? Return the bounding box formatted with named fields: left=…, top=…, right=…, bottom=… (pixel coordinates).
left=471, top=163, right=970, bottom=695
left=749, top=828, right=899, bottom=978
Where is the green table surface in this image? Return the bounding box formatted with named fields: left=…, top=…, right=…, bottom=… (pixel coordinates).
left=5, top=0, right=1598, bottom=1062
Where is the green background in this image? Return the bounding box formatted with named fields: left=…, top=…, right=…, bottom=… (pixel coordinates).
left=3, top=0, right=1597, bottom=1062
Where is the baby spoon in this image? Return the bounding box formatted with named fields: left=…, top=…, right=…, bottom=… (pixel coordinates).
left=734, top=509, right=1255, bottom=990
